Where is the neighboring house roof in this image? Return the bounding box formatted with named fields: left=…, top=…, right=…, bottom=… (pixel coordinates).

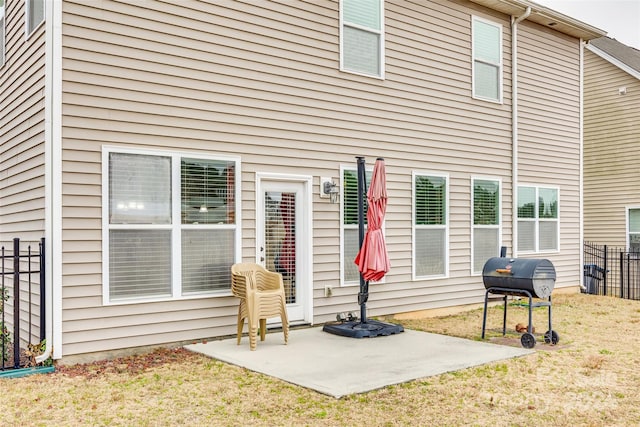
left=470, top=0, right=606, bottom=40
left=586, top=37, right=640, bottom=80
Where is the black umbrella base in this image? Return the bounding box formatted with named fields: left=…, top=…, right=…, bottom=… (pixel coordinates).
left=323, top=319, right=404, bottom=338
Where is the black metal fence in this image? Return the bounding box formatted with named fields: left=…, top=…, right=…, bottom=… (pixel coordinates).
left=1, top=238, right=46, bottom=370
left=583, top=241, right=640, bottom=300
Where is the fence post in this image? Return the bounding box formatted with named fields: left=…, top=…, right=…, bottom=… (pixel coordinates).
left=603, top=245, right=608, bottom=295
left=12, top=238, right=20, bottom=369
left=620, top=251, right=625, bottom=299
left=39, top=238, right=46, bottom=342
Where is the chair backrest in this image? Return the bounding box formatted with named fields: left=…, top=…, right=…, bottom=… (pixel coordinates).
left=231, top=263, right=283, bottom=296
left=231, top=263, right=263, bottom=298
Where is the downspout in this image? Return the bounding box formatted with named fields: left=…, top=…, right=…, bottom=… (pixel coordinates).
left=510, top=6, right=530, bottom=258
left=37, top=0, right=63, bottom=364
left=579, top=39, right=585, bottom=289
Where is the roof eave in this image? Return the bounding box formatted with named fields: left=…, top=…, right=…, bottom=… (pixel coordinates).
left=469, top=0, right=607, bottom=40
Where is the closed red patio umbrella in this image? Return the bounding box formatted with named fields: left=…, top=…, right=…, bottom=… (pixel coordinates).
left=354, top=158, right=390, bottom=282
left=322, top=156, right=402, bottom=338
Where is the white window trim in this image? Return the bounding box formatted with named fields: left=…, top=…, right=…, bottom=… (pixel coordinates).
left=339, top=0, right=385, bottom=79
left=25, top=0, right=45, bottom=39
left=625, top=206, right=640, bottom=250
left=471, top=176, right=502, bottom=275
left=101, top=146, right=242, bottom=305
left=471, top=15, right=503, bottom=104
left=412, top=171, right=449, bottom=280
left=517, top=184, right=560, bottom=255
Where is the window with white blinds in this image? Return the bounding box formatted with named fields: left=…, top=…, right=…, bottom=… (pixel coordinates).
left=517, top=186, right=559, bottom=253
left=105, top=149, right=239, bottom=303
left=413, top=173, right=448, bottom=278
left=628, top=208, right=640, bottom=252
left=472, top=16, right=502, bottom=102
left=472, top=178, right=501, bottom=274
left=341, top=0, right=384, bottom=77
left=26, top=0, right=44, bottom=35
left=342, top=167, right=372, bottom=285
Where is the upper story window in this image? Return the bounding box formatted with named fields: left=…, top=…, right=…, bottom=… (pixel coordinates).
left=628, top=208, right=640, bottom=252
left=472, top=178, right=501, bottom=274
left=340, top=0, right=384, bottom=78
left=103, top=148, right=240, bottom=303
left=26, top=0, right=44, bottom=36
left=413, top=173, right=448, bottom=279
left=472, top=16, right=502, bottom=103
left=517, top=186, right=559, bottom=253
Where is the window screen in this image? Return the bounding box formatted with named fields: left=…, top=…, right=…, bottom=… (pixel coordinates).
left=517, top=186, right=559, bottom=253
left=630, top=209, right=640, bottom=252
left=27, top=0, right=44, bottom=35
left=107, top=150, right=238, bottom=302
left=414, top=175, right=447, bottom=277
left=473, top=179, right=500, bottom=273
left=1, top=0, right=5, bottom=67
left=341, top=0, right=383, bottom=77
left=472, top=17, right=502, bottom=102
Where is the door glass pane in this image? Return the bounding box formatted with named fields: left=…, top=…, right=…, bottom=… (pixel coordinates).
left=265, top=191, right=296, bottom=303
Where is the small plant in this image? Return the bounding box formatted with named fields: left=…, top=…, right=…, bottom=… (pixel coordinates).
left=24, top=339, right=53, bottom=367
left=0, top=287, right=11, bottom=363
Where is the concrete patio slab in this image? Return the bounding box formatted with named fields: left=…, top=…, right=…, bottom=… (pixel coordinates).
left=185, top=326, right=533, bottom=398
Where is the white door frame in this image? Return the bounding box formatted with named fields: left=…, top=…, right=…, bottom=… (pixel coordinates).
left=255, top=172, right=313, bottom=325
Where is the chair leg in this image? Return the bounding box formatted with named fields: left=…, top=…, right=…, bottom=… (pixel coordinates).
left=280, top=297, right=289, bottom=345
left=249, top=325, right=258, bottom=351
left=259, top=318, right=267, bottom=342
left=236, top=306, right=244, bottom=345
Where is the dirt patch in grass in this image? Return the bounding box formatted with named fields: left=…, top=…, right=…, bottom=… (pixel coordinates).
left=2, top=293, right=640, bottom=426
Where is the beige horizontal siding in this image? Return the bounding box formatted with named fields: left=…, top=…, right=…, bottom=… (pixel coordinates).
left=583, top=48, right=640, bottom=246
left=56, top=0, right=585, bottom=356
left=0, top=0, right=47, bottom=244
left=514, top=22, right=582, bottom=290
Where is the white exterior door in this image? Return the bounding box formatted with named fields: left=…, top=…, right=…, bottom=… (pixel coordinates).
left=256, top=175, right=312, bottom=324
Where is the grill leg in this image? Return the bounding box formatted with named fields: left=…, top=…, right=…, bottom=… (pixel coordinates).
left=548, top=295, right=552, bottom=333
left=527, top=294, right=533, bottom=334
left=502, top=295, right=507, bottom=336
left=481, top=290, right=490, bottom=339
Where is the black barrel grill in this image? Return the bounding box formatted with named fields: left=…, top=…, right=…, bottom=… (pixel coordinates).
left=481, top=257, right=559, bottom=348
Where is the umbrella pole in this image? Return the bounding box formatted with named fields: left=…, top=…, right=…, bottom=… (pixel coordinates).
left=356, top=156, right=368, bottom=324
